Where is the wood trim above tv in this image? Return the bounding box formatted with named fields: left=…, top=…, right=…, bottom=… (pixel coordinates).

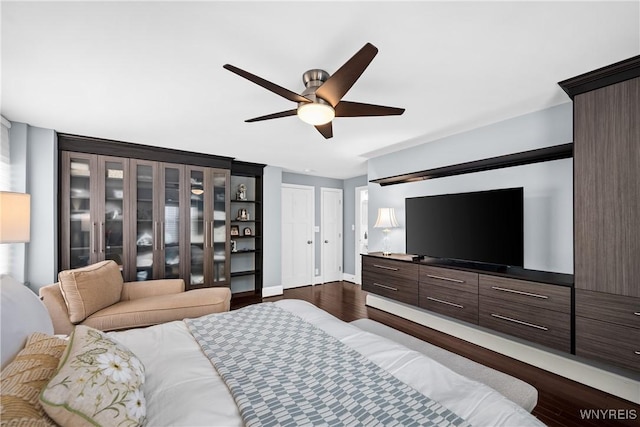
left=370, top=143, right=573, bottom=186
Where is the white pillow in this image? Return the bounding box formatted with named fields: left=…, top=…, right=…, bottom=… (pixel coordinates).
left=1, top=274, right=54, bottom=368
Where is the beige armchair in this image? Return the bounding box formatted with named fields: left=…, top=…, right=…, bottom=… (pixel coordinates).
left=39, top=260, right=231, bottom=335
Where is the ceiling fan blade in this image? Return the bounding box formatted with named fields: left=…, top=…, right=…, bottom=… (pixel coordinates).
left=335, top=101, right=405, bottom=117
left=315, top=43, right=378, bottom=107
left=223, top=64, right=311, bottom=104
left=245, top=109, right=298, bottom=123
left=315, top=122, right=333, bottom=139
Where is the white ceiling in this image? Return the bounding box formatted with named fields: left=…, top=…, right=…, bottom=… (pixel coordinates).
left=2, top=1, right=639, bottom=179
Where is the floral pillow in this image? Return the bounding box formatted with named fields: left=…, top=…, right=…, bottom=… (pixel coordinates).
left=39, top=325, right=146, bottom=426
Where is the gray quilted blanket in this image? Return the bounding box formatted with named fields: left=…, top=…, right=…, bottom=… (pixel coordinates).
left=185, top=302, right=469, bottom=427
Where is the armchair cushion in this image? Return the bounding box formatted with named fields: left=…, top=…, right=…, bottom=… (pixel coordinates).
left=58, top=260, right=123, bottom=324
left=120, top=279, right=185, bottom=301
left=82, top=288, right=231, bottom=332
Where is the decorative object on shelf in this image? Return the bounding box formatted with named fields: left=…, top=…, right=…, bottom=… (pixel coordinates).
left=107, top=168, right=124, bottom=179
left=0, top=191, right=31, bottom=243
left=237, top=208, right=249, bottom=221
left=231, top=240, right=237, bottom=253
left=230, top=225, right=240, bottom=236
left=237, top=184, right=247, bottom=200
left=373, top=207, right=398, bottom=256
left=243, top=227, right=252, bottom=236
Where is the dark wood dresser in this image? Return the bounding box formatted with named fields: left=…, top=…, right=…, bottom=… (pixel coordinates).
left=362, top=253, right=573, bottom=353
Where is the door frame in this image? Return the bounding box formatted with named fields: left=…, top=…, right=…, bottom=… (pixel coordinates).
left=320, top=187, right=343, bottom=283
left=354, top=185, right=368, bottom=285
left=281, top=183, right=315, bottom=289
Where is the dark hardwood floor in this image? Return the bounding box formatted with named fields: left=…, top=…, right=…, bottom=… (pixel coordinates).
left=232, top=282, right=640, bottom=427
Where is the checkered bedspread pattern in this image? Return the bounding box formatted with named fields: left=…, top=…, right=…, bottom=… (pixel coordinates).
left=185, top=303, right=469, bottom=427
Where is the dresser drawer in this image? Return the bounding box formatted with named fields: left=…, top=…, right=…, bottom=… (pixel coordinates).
left=479, top=296, right=571, bottom=353
left=362, top=270, right=418, bottom=306
left=420, top=266, right=478, bottom=294
left=576, top=289, right=640, bottom=329
left=576, top=316, right=640, bottom=372
left=479, top=275, right=571, bottom=314
left=419, top=283, right=478, bottom=324
left=363, top=256, right=418, bottom=281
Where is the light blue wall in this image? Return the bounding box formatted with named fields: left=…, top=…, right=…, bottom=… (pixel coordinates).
left=368, top=103, right=574, bottom=274
left=262, top=166, right=282, bottom=292
left=9, top=122, right=58, bottom=289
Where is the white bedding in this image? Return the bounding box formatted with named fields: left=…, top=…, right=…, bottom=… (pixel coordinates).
left=108, top=300, right=544, bottom=426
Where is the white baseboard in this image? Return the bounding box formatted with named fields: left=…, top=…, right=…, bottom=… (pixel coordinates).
left=342, top=273, right=356, bottom=283
left=262, top=285, right=283, bottom=298
left=366, top=294, right=640, bottom=404
left=313, top=276, right=323, bottom=285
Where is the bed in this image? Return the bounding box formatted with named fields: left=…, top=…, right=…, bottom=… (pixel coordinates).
left=1, top=275, right=544, bottom=426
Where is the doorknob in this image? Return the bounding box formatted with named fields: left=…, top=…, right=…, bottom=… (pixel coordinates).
left=307, top=240, right=312, bottom=244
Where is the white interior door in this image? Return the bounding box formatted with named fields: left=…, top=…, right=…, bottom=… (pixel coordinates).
left=354, top=186, right=368, bottom=284
left=281, top=184, right=314, bottom=289
left=321, top=187, right=343, bottom=283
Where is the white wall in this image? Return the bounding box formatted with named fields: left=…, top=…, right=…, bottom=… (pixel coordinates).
left=368, top=103, right=574, bottom=274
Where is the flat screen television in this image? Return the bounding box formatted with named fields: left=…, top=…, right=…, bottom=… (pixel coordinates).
left=405, top=187, right=524, bottom=267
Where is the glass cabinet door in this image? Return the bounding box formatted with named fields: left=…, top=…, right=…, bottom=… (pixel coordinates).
left=162, top=165, right=182, bottom=279
left=188, top=168, right=206, bottom=286
left=211, top=170, right=228, bottom=284
left=102, top=159, right=126, bottom=271
left=133, top=162, right=155, bottom=281
left=67, top=155, right=94, bottom=269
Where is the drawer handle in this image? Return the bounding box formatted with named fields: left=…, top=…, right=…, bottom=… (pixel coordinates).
left=491, top=286, right=549, bottom=299
left=426, top=274, right=465, bottom=284
left=426, top=296, right=464, bottom=309
left=635, top=351, right=640, bottom=356
left=634, top=312, right=640, bottom=316
left=373, top=282, right=398, bottom=291
left=490, top=313, right=549, bottom=331
left=373, top=264, right=399, bottom=271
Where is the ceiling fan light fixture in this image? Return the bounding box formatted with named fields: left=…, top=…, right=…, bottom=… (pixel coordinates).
left=297, top=102, right=335, bottom=126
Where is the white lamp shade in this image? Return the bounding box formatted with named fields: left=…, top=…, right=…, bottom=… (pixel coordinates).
left=0, top=192, right=31, bottom=243
left=297, top=102, right=335, bottom=126
left=373, top=208, right=399, bottom=229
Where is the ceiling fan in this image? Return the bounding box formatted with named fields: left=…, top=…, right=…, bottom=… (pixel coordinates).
left=223, top=43, right=405, bottom=139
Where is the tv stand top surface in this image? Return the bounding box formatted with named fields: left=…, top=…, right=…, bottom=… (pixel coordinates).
left=364, top=252, right=574, bottom=287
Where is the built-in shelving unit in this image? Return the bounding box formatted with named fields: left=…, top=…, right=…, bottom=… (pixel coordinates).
left=370, top=143, right=573, bottom=186
left=229, top=161, right=265, bottom=298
